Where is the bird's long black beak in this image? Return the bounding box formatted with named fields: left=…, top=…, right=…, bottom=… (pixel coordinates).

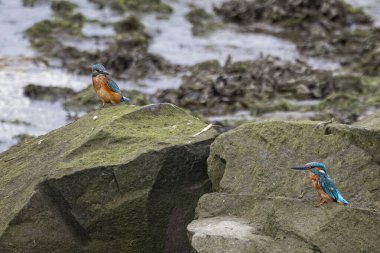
left=100, top=70, right=109, bottom=75
left=291, top=166, right=311, bottom=170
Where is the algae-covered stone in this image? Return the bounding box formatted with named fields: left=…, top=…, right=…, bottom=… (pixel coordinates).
left=113, top=15, right=145, bottom=34
left=0, top=103, right=217, bottom=252
left=188, top=119, right=380, bottom=253
left=23, top=0, right=49, bottom=7
left=186, top=8, right=222, bottom=36
left=354, top=110, right=380, bottom=131
left=51, top=0, right=77, bottom=17
left=89, top=0, right=172, bottom=14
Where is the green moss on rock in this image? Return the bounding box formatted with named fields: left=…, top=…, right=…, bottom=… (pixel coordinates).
left=51, top=0, right=77, bottom=17
left=114, top=15, right=145, bottom=34
left=23, top=0, right=49, bottom=7
left=25, top=19, right=83, bottom=52
left=89, top=0, right=172, bottom=14
left=208, top=120, right=380, bottom=208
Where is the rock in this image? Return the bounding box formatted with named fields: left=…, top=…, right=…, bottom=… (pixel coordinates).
left=13, top=134, right=35, bottom=144
left=356, top=44, right=380, bottom=76
left=23, top=0, right=49, bottom=7
left=89, top=0, right=172, bottom=14
left=24, top=84, right=76, bottom=102
left=188, top=216, right=260, bottom=253
left=313, top=75, right=380, bottom=124
left=186, top=7, right=222, bottom=36
left=51, top=0, right=77, bottom=17
left=0, top=103, right=218, bottom=252
left=188, top=119, right=380, bottom=252
left=353, top=110, right=380, bottom=130
left=113, top=15, right=145, bottom=34
left=0, top=119, right=31, bottom=126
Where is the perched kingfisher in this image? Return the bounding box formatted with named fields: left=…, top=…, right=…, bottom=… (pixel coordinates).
left=91, top=63, right=129, bottom=107
left=291, top=162, right=349, bottom=207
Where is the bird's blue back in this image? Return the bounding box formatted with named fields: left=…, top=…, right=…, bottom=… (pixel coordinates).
left=318, top=174, right=339, bottom=201
left=106, top=78, right=122, bottom=94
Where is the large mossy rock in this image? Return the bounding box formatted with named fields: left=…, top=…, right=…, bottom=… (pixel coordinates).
left=188, top=116, right=380, bottom=253
left=0, top=103, right=217, bottom=253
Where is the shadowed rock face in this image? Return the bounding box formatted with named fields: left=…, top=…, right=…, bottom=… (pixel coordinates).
left=0, top=103, right=217, bottom=253
left=188, top=114, right=380, bottom=253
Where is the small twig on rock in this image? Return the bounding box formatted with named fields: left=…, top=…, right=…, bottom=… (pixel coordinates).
left=193, top=124, right=213, bottom=137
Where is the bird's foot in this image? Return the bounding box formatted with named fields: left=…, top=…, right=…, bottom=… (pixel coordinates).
left=316, top=200, right=327, bottom=207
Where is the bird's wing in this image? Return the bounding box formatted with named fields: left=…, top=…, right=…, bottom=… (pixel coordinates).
left=106, top=78, right=122, bottom=94
left=318, top=175, right=339, bottom=201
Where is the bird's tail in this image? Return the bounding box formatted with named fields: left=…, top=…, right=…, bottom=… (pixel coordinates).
left=121, top=96, right=129, bottom=102
left=337, top=192, right=349, bottom=205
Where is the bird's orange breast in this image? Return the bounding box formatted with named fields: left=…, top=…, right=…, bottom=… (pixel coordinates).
left=309, top=172, right=333, bottom=202
left=92, top=75, right=108, bottom=91
left=92, top=75, right=122, bottom=104
left=309, top=173, right=320, bottom=191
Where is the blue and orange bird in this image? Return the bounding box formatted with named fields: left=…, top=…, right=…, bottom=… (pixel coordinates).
left=291, top=162, right=349, bottom=207
left=91, top=63, right=129, bottom=107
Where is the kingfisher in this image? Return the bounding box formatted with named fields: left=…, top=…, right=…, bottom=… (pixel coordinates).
left=91, top=63, right=129, bottom=107
left=291, top=162, right=349, bottom=207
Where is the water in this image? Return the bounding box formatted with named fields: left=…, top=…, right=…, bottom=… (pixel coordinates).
left=144, top=0, right=300, bottom=65
left=0, top=58, right=89, bottom=151
left=207, top=110, right=321, bottom=123
left=0, top=0, right=51, bottom=57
